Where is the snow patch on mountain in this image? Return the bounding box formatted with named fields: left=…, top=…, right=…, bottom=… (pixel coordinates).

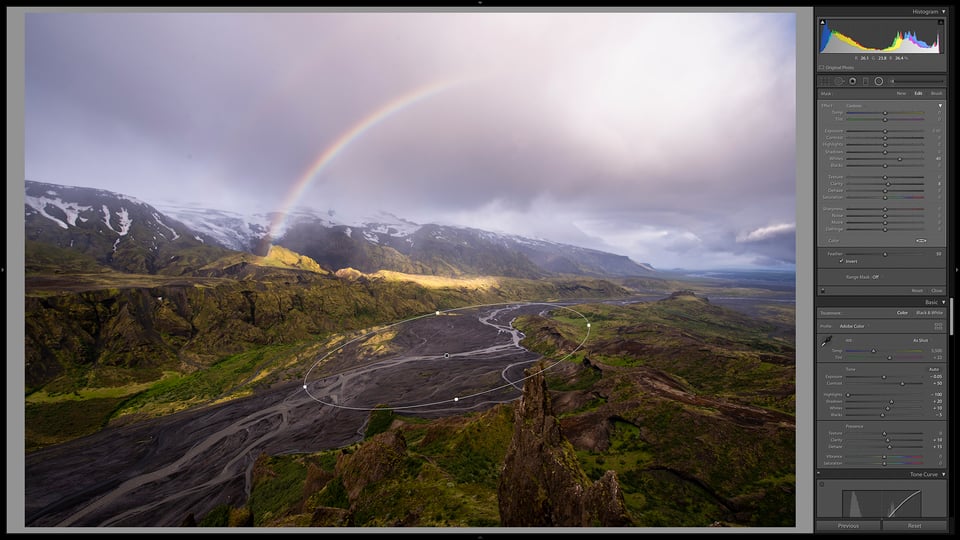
left=101, top=205, right=116, bottom=233
left=116, top=208, right=132, bottom=236
left=24, top=194, right=91, bottom=229
left=115, top=193, right=149, bottom=207
left=361, top=213, right=421, bottom=238
left=142, top=196, right=656, bottom=277
left=315, top=208, right=422, bottom=238
left=153, top=201, right=270, bottom=251
left=362, top=231, right=379, bottom=244
left=507, top=234, right=556, bottom=247
left=101, top=204, right=134, bottom=236
left=152, top=212, right=181, bottom=240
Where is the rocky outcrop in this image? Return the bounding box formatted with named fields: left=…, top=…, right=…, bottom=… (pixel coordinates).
left=337, top=430, right=408, bottom=502
left=265, top=245, right=327, bottom=274
left=310, top=506, right=351, bottom=527
left=664, top=289, right=708, bottom=302
left=498, top=362, right=631, bottom=526
left=583, top=470, right=632, bottom=526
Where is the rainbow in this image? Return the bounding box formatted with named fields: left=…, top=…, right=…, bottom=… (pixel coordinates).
left=266, top=78, right=466, bottom=240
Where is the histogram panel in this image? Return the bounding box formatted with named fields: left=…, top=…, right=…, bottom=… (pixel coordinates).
left=820, top=19, right=943, bottom=54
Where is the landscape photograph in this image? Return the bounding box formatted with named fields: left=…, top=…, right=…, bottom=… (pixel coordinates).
left=16, top=10, right=798, bottom=528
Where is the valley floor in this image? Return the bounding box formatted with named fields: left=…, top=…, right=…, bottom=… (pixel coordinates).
left=25, top=290, right=796, bottom=528
left=25, top=303, right=558, bottom=526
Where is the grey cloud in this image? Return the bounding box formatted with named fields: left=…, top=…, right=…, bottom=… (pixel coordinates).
left=25, top=10, right=797, bottom=270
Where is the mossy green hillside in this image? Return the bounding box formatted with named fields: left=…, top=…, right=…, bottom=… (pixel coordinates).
left=237, top=405, right=514, bottom=527
left=516, top=296, right=795, bottom=414
left=197, top=291, right=794, bottom=528
left=25, top=258, right=630, bottom=451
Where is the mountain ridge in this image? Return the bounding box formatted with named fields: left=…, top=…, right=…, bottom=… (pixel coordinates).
left=25, top=180, right=231, bottom=275
left=24, top=180, right=655, bottom=279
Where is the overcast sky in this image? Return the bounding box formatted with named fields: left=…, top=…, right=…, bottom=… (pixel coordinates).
left=24, top=10, right=796, bottom=270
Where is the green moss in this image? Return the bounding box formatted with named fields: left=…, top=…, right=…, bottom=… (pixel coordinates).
left=312, top=476, right=349, bottom=510
left=314, top=450, right=339, bottom=474
left=547, top=364, right=601, bottom=391
left=198, top=504, right=232, bottom=527
left=558, top=395, right=607, bottom=418
left=112, top=343, right=297, bottom=418
left=25, top=396, right=127, bottom=452
left=518, top=299, right=795, bottom=414
left=418, top=406, right=514, bottom=489
left=364, top=406, right=396, bottom=439
left=248, top=455, right=311, bottom=526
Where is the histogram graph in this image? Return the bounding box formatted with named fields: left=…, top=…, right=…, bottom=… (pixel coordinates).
left=843, top=489, right=923, bottom=518
left=820, top=19, right=943, bottom=54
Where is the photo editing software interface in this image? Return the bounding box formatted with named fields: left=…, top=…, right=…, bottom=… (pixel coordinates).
left=814, top=6, right=955, bottom=535
left=5, top=4, right=957, bottom=535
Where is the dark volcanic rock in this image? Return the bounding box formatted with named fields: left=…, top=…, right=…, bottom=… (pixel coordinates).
left=310, top=506, right=351, bottom=527
left=498, top=362, right=631, bottom=526
left=584, top=470, right=632, bottom=526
